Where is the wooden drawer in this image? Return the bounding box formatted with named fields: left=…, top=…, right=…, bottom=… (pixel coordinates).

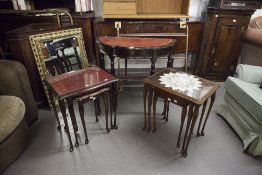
left=103, top=2, right=136, bottom=15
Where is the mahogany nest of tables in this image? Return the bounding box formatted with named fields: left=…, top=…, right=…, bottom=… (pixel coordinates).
left=143, top=68, right=220, bottom=157
left=46, top=66, right=119, bottom=152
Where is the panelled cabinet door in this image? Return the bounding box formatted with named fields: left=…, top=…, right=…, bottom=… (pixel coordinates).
left=207, top=15, right=248, bottom=78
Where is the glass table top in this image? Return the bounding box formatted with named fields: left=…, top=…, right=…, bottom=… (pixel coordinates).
left=145, top=68, right=220, bottom=104
left=46, top=67, right=118, bottom=98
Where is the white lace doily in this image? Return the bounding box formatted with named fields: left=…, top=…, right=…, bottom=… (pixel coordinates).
left=159, top=72, right=202, bottom=92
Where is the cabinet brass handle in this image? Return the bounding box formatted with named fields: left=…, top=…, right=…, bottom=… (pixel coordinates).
left=241, top=26, right=246, bottom=33
left=212, top=48, right=216, bottom=54
left=214, top=62, right=218, bottom=66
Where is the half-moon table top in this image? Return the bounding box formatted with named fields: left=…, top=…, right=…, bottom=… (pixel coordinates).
left=98, top=37, right=175, bottom=49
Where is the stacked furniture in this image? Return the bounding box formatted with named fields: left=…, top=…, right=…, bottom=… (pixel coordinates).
left=0, top=60, right=38, bottom=172
left=217, top=64, right=262, bottom=156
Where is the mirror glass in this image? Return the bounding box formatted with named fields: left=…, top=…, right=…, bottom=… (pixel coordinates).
left=40, top=36, right=82, bottom=77
left=29, top=28, right=88, bottom=107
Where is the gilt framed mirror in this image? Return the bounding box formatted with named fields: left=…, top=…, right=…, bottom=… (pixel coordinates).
left=29, top=27, right=88, bottom=107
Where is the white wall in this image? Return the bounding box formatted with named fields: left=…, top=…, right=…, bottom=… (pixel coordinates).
left=93, top=0, right=209, bottom=18
left=188, top=0, right=209, bottom=18
left=93, top=0, right=103, bottom=16
left=252, top=9, right=262, bottom=19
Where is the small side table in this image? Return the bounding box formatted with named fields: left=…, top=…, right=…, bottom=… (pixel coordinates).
left=143, top=68, right=219, bottom=157
left=97, top=37, right=175, bottom=77
left=46, top=67, right=118, bottom=151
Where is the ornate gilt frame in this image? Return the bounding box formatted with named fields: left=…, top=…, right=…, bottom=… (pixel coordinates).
left=29, top=28, right=88, bottom=107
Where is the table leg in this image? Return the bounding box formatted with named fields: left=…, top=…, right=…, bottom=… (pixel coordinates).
left=147, top=88, right=153, bottom=132
left=109, top=55, right=116, bottom=76
left=165, top=102, right=170, bottom=122
left=94, top=100, right=99, bottom=122
left=67, top=99, right=79, bottom=147
left=109, top=86, right=113, bottom=129
left=103, top=93, right=110, bottom=133
left=78, top=102, right=89, bottom=144
left=112, top=82, right=118, bottom=129
left=150, top=50, right=157, bottom=75
left=99, top=52, right=105, bottom=70
left=125, top=58, right=128, bottom=79
left=197, top=100, right=208, bottom=137
left=181, top=105, right=194, bottom=152
left=58, top=100, right=74, bottom=152
left=96, top=98, right=101, bottom=116
left=48, top=89, right=61, bottom=131
left=201, top=93, right=216, bottom=136
left=167, top=54, right=173, bottom=68
left=152, top=92, right=158, bottom=133
left=67, top=99, right=78, bottom=132
left=143, top=83, right=149, bottom=131
left=177, top=106, right=188, bottom=148
left=162, top=99, right=167, bottom=118
left=182, top=105, right=200, bottom=157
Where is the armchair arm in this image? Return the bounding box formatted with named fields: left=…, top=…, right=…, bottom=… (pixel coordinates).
left=245, top=27, right=262, bottom=46
left=0, top=60, right=38, bottom=125
left=235, top=64, right=262, bottom=84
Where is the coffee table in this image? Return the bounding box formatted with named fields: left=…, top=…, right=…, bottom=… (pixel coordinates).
left=143, top=68, right=219, bottom=157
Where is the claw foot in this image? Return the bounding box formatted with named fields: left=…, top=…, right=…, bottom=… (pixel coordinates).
left=70, top=147, right=74, bottom=152
left=57, top=125, right=61, bottom=131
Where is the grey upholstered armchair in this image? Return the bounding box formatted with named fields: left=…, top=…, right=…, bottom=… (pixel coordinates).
left=0, top=60, right=38, bottom=172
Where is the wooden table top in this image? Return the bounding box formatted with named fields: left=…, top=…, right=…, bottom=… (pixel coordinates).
left=145, top=68, right=220, bottom=105
left=98, top=37, right=175, bottom=49
left=46, top=67, right=118, bottom=99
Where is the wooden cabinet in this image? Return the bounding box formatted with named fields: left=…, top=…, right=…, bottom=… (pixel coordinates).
left=196, top=8, right=254, bottom=80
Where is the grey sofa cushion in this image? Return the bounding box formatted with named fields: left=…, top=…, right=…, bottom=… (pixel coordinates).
left=0, top=96, right=25, bottom=143
left=226, top=77, right=262, bottom=125
left=235, top=64, right=262, bottom=84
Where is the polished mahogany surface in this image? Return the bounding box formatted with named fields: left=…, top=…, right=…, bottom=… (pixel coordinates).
left=98, top=37, right=175, bottom=49
left=145, top=68, right=220, bottom=104
left=46, top=67, right=118, bottom=98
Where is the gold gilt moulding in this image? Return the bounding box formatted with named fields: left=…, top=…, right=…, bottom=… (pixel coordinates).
left=29, top=28, right=88, bottom=108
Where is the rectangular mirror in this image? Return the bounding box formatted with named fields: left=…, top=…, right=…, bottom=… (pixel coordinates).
left=29, top=28, right=89, bottom=107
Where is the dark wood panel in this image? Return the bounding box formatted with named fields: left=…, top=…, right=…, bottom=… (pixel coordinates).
left=0, top=12, right=95, bottom=106
left=72, top=13, right=95, bottom=63
left=196, top=8, right=253, bottom=80
left=93, top=18, right=203, bottom=67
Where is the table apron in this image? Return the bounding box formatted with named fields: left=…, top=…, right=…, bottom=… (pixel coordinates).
left=99, top=44, right=174, bottom=58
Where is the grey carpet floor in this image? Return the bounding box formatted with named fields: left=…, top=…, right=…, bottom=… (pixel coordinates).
left=3, top=85, right=262, bottom=175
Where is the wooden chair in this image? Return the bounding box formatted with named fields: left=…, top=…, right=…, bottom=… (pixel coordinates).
left=51, top=37, right=82, bottom=71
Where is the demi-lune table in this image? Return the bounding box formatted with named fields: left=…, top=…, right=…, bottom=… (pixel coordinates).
left=144, top=68, right=220, bottom=157
left=97, top=36, right=176, bottom=77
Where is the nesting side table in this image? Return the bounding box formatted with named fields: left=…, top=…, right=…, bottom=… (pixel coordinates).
left=143, top=68, right=219, bottom=157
